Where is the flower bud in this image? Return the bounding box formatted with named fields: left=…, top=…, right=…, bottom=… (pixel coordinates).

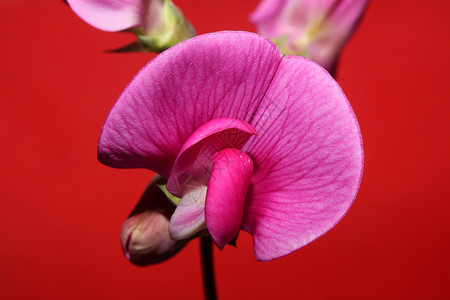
left=120, top=176, right=187, bottom=266
left=136, top=0, right=196, bottom=52
left=250, top=0, right=369, bottom=75
left=67, top=0, right=195, bottom=53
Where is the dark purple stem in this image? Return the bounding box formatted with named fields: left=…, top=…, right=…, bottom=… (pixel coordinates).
left=200, top=236, right=217, bottom=300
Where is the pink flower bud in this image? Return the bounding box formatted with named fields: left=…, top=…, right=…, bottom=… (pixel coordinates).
left=120, top=176, right=187, bottom=266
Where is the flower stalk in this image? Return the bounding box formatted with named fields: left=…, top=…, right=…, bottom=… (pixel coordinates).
left=201, top=236, right=217, bottom=300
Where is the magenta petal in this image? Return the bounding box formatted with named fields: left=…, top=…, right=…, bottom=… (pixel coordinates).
left=98, top=32, right=281, bottom=177
left=67, top=0, right=143, bottom=32
left=166, top=118, right=257, bottom=197
left=205, top=149, right=253, bottom=249
left=242, top=56, right=363, bottom=261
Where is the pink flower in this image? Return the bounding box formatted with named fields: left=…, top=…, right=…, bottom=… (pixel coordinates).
left=98, top=31, right=363, bottom=261
left=250, top=0, right=369, bottom=75
left=66, top=0, right=195, bottom=52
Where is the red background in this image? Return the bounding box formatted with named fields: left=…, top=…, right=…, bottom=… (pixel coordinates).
left=1, top=0, right=449, bottom=299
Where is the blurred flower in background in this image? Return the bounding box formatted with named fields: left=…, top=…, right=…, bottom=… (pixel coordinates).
left=250, top=0, right=369, bottom=75
left=66, top=0, right=195, bottom=52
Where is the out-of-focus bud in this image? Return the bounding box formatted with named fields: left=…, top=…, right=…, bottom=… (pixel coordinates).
left=120, top=175, right=187, bottom=266
left=250, top=0, right=369, bottom=75
left=135, top=0, right=196, bottom=52
left=66, top=0, right=195, bottom=52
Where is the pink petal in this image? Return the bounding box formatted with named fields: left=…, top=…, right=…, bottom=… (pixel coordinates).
left=309, top=0, right=370, bottom=71
left=242, top=56, right=363, bottom=261
left=67, top=0, right=143, bottom=32
left=168, top=184, right=208, bottom=240
left=249, top=0, right=289, bottom=37
left=98, top=32, right=280, bottom=177
left=205, top=149, right=253, bottom=249
left=166, top=118, right=257, bottom=197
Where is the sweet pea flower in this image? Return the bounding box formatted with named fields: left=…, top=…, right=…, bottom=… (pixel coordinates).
left=67, top=0, right=195, bottom=52
left=98, top=31, right=363, bottom=261
left=120, top=175, right=187, bottom=265
left=250, top=0, right=369, bottom=75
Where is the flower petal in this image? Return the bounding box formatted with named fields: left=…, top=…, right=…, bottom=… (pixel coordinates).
left=166, top=118, right=257, bottom=197
left=98, top=32, right=281, bottom=177
left=242, top=56, right=363, bottom=261
left=249, top=0, right=289, bottom=37
left=205, top=149, right=253, bottom=249
left=168, top=184, right=207, bottom=240
left=309, top=0, right=370, bottom=71
left=67, top=0, right=143, bottom=32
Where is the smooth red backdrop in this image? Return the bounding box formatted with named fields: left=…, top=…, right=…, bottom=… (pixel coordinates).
left=1, top=0, right=449, bottom=299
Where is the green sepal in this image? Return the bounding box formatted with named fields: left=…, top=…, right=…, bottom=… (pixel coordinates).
left=158, top=184, right=181, bottom=205
left=136, top=0, right=195, bottom=53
